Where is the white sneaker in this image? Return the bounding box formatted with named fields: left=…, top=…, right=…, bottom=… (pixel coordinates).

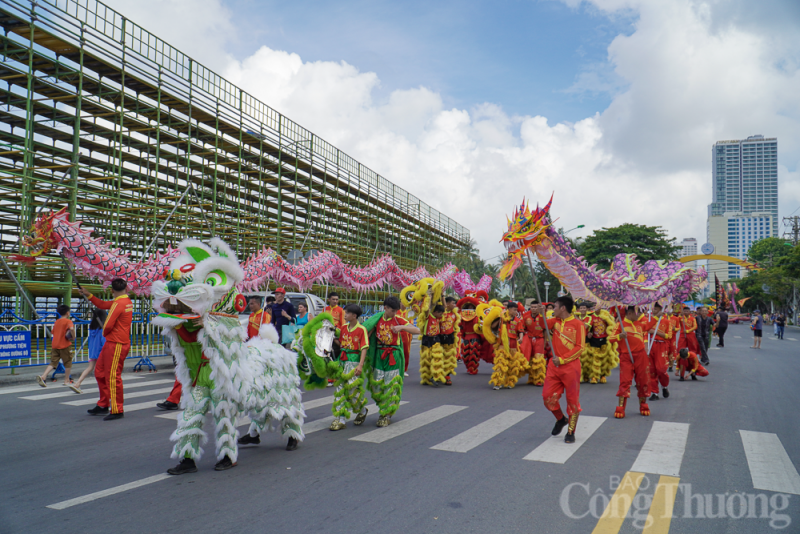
left=492, top=386, right=501, bottom=390
left=36, top=376, right=46, bottom=388
left=404, top=372, right=409, bottom=377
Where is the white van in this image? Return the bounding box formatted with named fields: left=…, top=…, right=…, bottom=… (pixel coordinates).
left=238, top=291, right=326, bottom=327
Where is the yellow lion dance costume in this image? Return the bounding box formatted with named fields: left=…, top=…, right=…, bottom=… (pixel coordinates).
left=401, top=278, right=452, bottom=386
left=584, top=308, right=619, bottom=384
left=478, top=301, right=528, bottom=389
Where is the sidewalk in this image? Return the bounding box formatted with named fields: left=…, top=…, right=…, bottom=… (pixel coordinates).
left=0, top=356, right=175, bottom=388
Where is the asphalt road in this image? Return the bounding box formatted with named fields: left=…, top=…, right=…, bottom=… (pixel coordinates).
left=1, top=324, right=799, bottom=534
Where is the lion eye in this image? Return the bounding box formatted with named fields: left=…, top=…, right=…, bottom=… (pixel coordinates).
left=205, top=273, right=223, bottom=286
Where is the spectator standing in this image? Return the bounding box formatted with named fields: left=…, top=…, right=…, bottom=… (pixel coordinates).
left=713, top=308, right=729, bottom=347
left=695, top=306, right=712, bottom=366
left=270, top=288, right=296, bottom=347
left=36, top=305, right=75, bottom=388
left=70, top=308, right=107, bottom=393
left=296, top=302, right=311, bottom=328
left=750, top=310, right=763, bottom=349
left=776, top=314, right=786, bottom=340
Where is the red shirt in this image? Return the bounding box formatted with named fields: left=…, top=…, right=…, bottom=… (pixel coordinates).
left=587, top=313, right=611, bottom=339
left=679, top=315, right=697, bottom=334
left=425, top=316, right=441, bottom=336
left=247, top=309, right=270, bottom=339
left=546, top=315, right=585, bottom=365
left=678, top=351, right=701, bottom=373
left=610, top=318, right=646, bottom=354
left=89, top=294, right=133, bottom=344
left=339, top=322, right=369, bottom=353
left=440, top=310, right=458, bottom=335
left=374, top=315, right=409, bottom=346
left=646, top=315, right=672, bottom=341
left=325, top=305, right=345, bottom=329
left=519, top=312, right=547, bottom=339
left=506, top=312, right=523, bottom=349
left=51, top=316, right=74, bottom=349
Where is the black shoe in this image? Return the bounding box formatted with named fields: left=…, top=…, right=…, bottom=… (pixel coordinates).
left=679, top=377, right=685, bottom=382
left=214, top=456, right=237, bottom=471
left=716, top=344, right=723, bottom=347
left=551, top=416, right=569, bottom=436
left=237, top=434, right=260, bottom=445
left=662, top=387, right=669, bottom=398
left=649, top=393, right=659, bottom=401
left=87, top=405, right=109, bottom=416
left=668, top=367, right=673, bottom=372
left=564, top=431, right=576, bottom=444
left=156, top=401, right=179, bottom=411
left=103, top=413, right=124, bottom=421
left=286, top=437, right=299, bottom=451
left=167, top=458, right=197, bottom=475
left=691, top=374, right=698, bottom=381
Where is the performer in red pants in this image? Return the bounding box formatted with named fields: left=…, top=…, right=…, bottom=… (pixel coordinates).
left=677, top=349, right=709, bottom=380
left=646, top=303, right=672, bottom=401
left=457, top=295, right=483, bottom=374
left=677, top=306, right=699, bottom=353
left=81, top=278, right=133, bottom=421
left=609, top=306, right=651, bottom=419
left=536, top=296, right=586, bottom=444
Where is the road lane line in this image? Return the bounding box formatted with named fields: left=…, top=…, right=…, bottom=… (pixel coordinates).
left=47, top=474, right=171, bottom=510
left=631, top=421, right=689, bottom=477
left=641, top=475, right=680, bottom=534
left=431, top=410, right=533, bottom=453
left=591, top=471, right=645, bottom=534
left=303, top=401, right=409, bottom=434
left=788, top=338, right=798, bottom=341
left=740, top=430, right=800, bottom=495
left=60, top=387, right=173, bottom=406
left=523, top=416, right=606, bottom=464
left=0, top=374, right=145, bottom=395
left=734, top=336, right=742, bottom=338
left=350, top=404, right=466, bottom=443
left=21, top=379, right=175, bottom=400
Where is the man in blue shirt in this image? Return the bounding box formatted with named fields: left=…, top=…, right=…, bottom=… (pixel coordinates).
left=270, top=287, right=296, bottom=347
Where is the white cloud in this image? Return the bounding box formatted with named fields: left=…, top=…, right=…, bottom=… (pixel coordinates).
left=107, top=0, right=800, bottom=261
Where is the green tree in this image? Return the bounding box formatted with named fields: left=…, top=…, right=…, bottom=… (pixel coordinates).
left=747, top=237, right=793, bottom=266
left=496, top=256, right=560, bottom=303
left=581, top=223, right=681, bottom=268
left=451, top=239, right=501, bottom=299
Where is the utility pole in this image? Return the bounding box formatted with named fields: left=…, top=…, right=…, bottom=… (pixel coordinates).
left=783, top=216, right=799, bottom=324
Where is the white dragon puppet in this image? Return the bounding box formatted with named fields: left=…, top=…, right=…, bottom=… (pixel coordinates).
left=150, top=237, right=305, bottom=474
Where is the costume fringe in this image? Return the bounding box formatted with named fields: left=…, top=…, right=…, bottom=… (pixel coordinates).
left=429, top=343, right=446, bottom=383
left=527, top=355, right=546, bottom=386
left=442, top=342, right=458, bottom=377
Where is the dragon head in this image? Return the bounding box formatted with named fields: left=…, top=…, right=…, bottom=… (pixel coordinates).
left=151, top=237, right=248, bottom=319
left=16, top=208, right=66, bottom=261
left=498, top=195, right=554, bottom=281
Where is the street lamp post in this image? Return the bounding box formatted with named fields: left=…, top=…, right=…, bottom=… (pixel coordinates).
left=544, top=281, right=550, bottom=303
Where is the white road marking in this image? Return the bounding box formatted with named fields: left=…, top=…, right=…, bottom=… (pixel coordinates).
left=740, top=430, right=800, bottom=495
left=523, top=416, right=606, bottom=464
left=301, top=401, right=410, bottom=434
left=60, top=386, right=173, bottom=406
left=630, top=421, right=690, bottom=476
left=0, top=374, right=144, bottom=395
left=20, top=379, right=175, bottom=400
left=120, top=400, right=162, bottom=413
left=350, top=404, right=467, bottom=444
left=431, top=410, right=533, bottom=453
left=734, top=336, right=742, bottom=339
left=788, top=338, right=798, bottom=341
left=47, top=474, right=171, bottom=510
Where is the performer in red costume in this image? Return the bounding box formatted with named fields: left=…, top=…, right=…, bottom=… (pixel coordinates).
left=645, top=303, right=671, bottom=401
left=677, top=306, right=699, bottom=353
left=668, top=304, right=682, bottom=371
left=677, top=349, right=709, bottom=381
left=457, top=293, right=483, bottom=375
left=608, top=306, right=651, bottom=419
left=518, top=299, right=548, bottom=386
left=80, top=278, right=133, bottom=421
left=536, top=295, right=585, bottom=444
left=246, top=296, right=271, bottom=340
left=398, top=305, right=412, bottom=376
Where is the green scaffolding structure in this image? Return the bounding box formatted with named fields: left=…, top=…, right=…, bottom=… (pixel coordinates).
left=0, top=0, right=470, bottom=313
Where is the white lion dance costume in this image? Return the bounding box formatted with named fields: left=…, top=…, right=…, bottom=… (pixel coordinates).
left=151, top=238, right=305, bottom=474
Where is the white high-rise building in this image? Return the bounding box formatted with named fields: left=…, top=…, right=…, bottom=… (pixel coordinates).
left=680, top=238, right=697, bottom=269
left=706, top=135, right=778, bottom=282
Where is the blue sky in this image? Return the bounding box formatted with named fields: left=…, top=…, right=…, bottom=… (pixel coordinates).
left=221, top=0, right=636, bottom=124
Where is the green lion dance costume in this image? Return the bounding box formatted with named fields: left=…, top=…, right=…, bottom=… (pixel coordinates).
left=151, top=238, right=305, bottom=474
left=294, top=304, right=408, bottom=428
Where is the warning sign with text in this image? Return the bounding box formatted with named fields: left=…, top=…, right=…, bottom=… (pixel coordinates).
left=0, top=331, right=31, bottom=360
